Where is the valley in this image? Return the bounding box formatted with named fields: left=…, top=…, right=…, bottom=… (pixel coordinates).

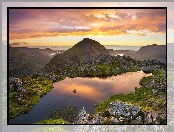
left=8, top=38, right=166, bottom=124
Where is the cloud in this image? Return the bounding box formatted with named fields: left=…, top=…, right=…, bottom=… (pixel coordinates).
left=9, top=9, right=166, bottom=40
left=10, top=42, right=28, bottom=46
left=136, top=33, right=146, bottom=36
left=10, top=42, right=20, bottom=45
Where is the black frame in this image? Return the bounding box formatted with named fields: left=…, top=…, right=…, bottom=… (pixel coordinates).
left=7, top=7, right=167, bottom=125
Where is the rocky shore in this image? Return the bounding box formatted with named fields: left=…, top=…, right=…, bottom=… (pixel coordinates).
left=74, top=100, right=166, bottom=124
left=9, top=54, right=166, bottom=124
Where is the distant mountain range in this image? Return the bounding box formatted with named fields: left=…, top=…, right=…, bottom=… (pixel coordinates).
left=125, top=44, right=166, bottom=64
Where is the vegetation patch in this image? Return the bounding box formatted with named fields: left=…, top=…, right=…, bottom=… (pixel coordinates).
left=35, top=106, right=78, bottom=124
left=9, top=76, right=53, bottom=118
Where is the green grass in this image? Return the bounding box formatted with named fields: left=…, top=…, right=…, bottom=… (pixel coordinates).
left=9, top=76, right=53, bottom=118
left=9, top=54, right=166, bottom=125
left=36, top=118, right=70, bottom=124
left=95, top=69, right=166, bottom=115
left=35, top=106, right=78, bottom=124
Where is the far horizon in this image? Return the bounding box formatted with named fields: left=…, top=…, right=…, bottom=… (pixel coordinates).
left=9, top=42, right=165, bottom=51
left=9, top=43, right=165, bottom=47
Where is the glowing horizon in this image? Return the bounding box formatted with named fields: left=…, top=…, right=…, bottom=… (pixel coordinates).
left=9, top=8, right=166, bottom=47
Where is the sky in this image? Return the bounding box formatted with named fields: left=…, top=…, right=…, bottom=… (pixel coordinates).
left=2, top=2, right=173, bottom=47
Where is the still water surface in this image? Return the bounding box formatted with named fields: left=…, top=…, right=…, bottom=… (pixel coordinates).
left=9, top=71, right=152, bottom=124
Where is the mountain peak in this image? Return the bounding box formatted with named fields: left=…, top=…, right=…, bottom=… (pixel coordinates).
left=44, top=38, right=111, bottom=72
left=81, top=38, right=96, bottom=42
left=73, top=38, right=110, bottom=57
left=83, top=38, right=90, bottom=40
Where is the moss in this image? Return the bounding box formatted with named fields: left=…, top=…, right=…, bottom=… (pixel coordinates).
left=159, top=118, right=167, bottom=124
left=36, top=118, right=70, bottom=124
left=138, top=111, right=145, bottom=120
left=9, top=53, right=166, bottom=124
left=9, top=76, right=53, bottom=118
left=39, top=106, right=79, bottom=124
left=101, top=109, right=110, bottom=117
left=95, top=69, right=166, bottom=124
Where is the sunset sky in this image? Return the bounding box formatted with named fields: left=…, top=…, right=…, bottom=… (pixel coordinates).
left=2, top=2, right=174, bottom=46
left=3, top=3, right=169, bottom=47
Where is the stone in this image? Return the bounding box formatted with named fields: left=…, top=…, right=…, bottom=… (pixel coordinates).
left=151, top=111, right=158, bottom=122
left=119, top=116, right=125, bottom=122
left=110, top=116, right=119, bottom=124
left=136, top=116, right=142, bottom=123
left=73, top=89, right=76, bottom=93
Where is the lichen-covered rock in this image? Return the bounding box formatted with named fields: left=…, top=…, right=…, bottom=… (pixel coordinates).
left=144, top=111, right=153, bottom=124
left=151, top=110, right=159, bottom=122
left=74, top=101, right=144, bottom=124
left=74, top=107, right=89, bottom=124
left=108, top=100, right=141, bottom=120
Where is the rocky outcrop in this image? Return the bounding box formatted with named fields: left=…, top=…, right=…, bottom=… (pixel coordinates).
left=74, top=100, right=166, bottom=124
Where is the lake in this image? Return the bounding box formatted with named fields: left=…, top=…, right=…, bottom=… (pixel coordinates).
left=9, top=71, right=152, bottom=124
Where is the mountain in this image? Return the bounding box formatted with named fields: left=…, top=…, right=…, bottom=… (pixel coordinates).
left=125, top=44, right=166, bottom=64
left=9, top=46, right=38, bottom=77
left=44, top=38, right=111, bottom=72
left=66, top=38, right=111, bottom=60
left=15, top=47, right=55, bottom=67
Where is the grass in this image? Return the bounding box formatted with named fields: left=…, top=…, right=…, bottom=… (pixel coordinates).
left=9, top=76, right=53, bottom=118
left=9, top=54, right=166, bottom=124
left=95, top=69, right=166, bottom=120
left=35, top=106, right=78, bottom=124
left=36, top=118, right=70, bottom=124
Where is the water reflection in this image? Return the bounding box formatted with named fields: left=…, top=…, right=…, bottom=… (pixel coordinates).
left=53, top=71, right=152, bottom=103
left=9, top=71, right=152, bottom=124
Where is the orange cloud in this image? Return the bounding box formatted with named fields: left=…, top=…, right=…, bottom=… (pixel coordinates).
left=9, top=9, right=166, bottom=40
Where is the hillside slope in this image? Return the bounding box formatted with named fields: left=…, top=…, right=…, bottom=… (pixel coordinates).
left=9, top=46, right=38, bottom=77
left=44, top=38, right=111, bottom=72
left=125, top=44, right=166, bottom=63
left=16, top=47, right=55, bottom=67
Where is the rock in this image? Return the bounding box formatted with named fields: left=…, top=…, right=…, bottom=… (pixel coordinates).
left=144, top=111, right=153, bottom=124
left=73, top=89, right=76, bottom=93
left=119, top=116, right=125, bottom=122
left=153, top=102, right=160, bottom=107
left=136, top=116, right=142, bottom=123
left=132, top=106, right=141, bottom=116
left=152, top=89, right=157, bottom=94
left=159, top=110, right=166, bottom=120
left=110, top=116, right=119, bottom=124
left=151, top=111, right=159, bottom=122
